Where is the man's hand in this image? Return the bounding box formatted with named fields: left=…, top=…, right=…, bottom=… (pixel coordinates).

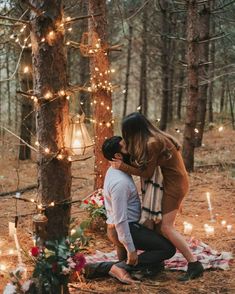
left=127, top=250, right=138, bottom=266
left=109, top=158, right=122, bottom=169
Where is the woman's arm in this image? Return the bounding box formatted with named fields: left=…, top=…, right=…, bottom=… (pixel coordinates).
left=118, top=140, right=162, bottom=178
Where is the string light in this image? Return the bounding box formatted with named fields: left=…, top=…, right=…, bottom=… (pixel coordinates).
left=67, top=27, right=72, bottom=32
left=66, top=95, right=70, bottom=100
left=58, top=90, right=65, bottom=96
left=218, top=126, right=224, bottom=132
left=66, top=41, right=71, bottom=45
left=71, top=229, right=76, bottom=235
left=35, top=141, right=39, bottom=146
left=57, top=154, right=63, bottom=160
left=0, top=264, right=6, bottom=271
left=41, top=37, right=45, bottom=42
left=23, top=66, right=29, bottom=74
left=49, top=201, right=55, bottom=207
left=44, top=147, right=50, bottom=154
left=194, top=128, right=199, bottom=133
left=28, top=43, right=32, bottom=47
left=8, top=249, right=14, bottom=255
left=37, top=204, right=43, bottom=210
left=67, top=156, right=72, bottom=161
left=44, top=91, right=53, bottom=99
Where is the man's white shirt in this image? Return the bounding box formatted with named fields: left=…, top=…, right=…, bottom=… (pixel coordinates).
left=103, top=167, right=141, bottom=252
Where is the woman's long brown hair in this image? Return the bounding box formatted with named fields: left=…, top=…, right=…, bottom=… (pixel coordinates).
left=122, top=112, right=180, bottom=168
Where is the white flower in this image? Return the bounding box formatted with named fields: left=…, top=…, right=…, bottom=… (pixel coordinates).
left=22, top=280, right=32, bottom=291
left=67, top=257, right=76, bottom=269
left=3, top=283, right=16, bottom=294
left=62, top=266, right=70, bottom=275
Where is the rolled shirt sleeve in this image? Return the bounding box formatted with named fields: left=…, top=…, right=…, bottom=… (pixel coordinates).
left=110, top=180, right=136, bottom=253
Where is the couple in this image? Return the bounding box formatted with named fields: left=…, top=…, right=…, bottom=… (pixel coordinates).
left=85, top=112, right=203, bottom=283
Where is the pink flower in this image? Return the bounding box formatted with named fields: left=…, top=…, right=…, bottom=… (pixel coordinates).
left=31, top=246, right=40, bottom=257
left=73, top=253, right=86, bottom=272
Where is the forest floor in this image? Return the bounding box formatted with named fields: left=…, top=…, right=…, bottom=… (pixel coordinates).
left=0, top=125, right=234, bottom=293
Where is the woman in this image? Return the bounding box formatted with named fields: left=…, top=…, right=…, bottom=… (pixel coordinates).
left=110, top=112, right=203, bottom=281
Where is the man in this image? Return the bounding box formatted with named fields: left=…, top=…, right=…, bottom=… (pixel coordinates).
left=101, top=136, right=176, bottom=282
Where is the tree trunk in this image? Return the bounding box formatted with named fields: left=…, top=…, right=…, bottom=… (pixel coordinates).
left=6, top=47, right=11, bottom=127
left=123, top=25, right=133, bottom=118
left=159, top=0, right=170, bottom=131
left=79, top=0, right=90, bottom=116
left=31, top=0, right=71, bottom=239
left=167, top=14, right=176, bottom=123
left=139, top=7, right=148, bottom=116
left=227, top=82, right=235, bottom=129
left=88, top=0, right=113, bottom=189
left=19, top=48, right=33, bottom=160
left=195, top=2, right=210, bottom=147
left=182, top=0, right=199, bottom=172
left=220, top=76, right=225, bottom=113
left=177, top=67, right=185, bottom=120
left=208, top=0, right=215, bottom=123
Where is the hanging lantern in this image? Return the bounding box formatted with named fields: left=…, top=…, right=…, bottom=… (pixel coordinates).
left=65, top=113, right=94, bottom=156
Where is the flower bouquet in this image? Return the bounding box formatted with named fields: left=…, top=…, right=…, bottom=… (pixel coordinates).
left=4, top=238, right=86, bottom=294
left=82, top=189, right=107, bottom=231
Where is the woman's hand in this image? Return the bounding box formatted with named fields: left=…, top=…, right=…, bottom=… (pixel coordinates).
left=109, top=158, right=123, bottom=169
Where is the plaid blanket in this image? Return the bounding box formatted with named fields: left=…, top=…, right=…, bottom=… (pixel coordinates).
left=85, top=238, right=232, bottom=271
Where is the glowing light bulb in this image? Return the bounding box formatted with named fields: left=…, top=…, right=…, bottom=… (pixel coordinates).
left=66, top=95, right=70, bottom=100
left=41, top=37, right=45, bottom=42
left=9, top=249, right=14, bottom=255
left=59, top=90, right=65, bottom=96
left=68, top=156, right=72, bottom=161
left=23, top=66, right=29, bottom=74
left=10, top=34, right=15, bottom=39
left=48, top=31, right=54, bottom=37
left=218, top=126, right=224, bottom=132
left=35, top=141, right=39, bottom=146
left=30, top=198, right=35, bottom=203
left=45, top=91, right=52, bottom=99
left=68, top=27, right=72, bottom=32
left=66, top=41, right=71, bottom=45
left=0, top=264, right=6, bottom=271
left=95, top=67, right=99, bottom=71
left=57, top=154, right=63, bottom=160
left=111, top=69, right=115, bottom=73
left=66, top=17, right=71, bottom=21
left=50, top=201, right=55, bottom=206
left=71, top=229, right=76, bottom=235
left=37, top=204, right=43, bottom=210
left=44, top=147, right=50, bottom=153
left=28, top=43, right=32, bottom=47
left=106, top=122, right=111, bottom=128
left=194, top=128, right=199, bottom=133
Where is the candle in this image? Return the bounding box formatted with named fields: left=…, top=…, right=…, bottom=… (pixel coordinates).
left=204, top=225, right=214, bottom=237
left=221, top=220, right=226, bottom=226
left=183, top=222, right=193, bottom=235
left=206, top=192, right=215, bottom=221
left=227, top=225, right=232, bottom=232
left=206, top=192, right=212, bottom=211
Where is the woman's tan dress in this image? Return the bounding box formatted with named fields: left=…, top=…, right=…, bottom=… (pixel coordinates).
left=119, top=136, right=189, bottom=214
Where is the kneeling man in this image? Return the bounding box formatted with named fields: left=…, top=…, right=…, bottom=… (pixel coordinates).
left=102, top=136, right=176, bottom=282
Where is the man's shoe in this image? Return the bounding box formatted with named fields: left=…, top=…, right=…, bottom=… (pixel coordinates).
left=143, top=262, right=165, bottom=278
left=178, top=261, right=204, bottom=281
left=109, top=265, right=136, bottom=284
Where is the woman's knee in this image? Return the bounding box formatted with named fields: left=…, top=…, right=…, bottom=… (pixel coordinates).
left=160, top=223, right=173, bottom=238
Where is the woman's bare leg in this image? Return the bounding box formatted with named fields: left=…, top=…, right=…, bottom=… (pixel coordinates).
left=160, top=209, right=197, bottom=262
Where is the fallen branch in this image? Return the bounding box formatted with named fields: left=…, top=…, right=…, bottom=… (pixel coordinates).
left=0, top=184, right=37, bottom=197
left=0, top=15, right=29, bottom=24
left=65, top=13, right=102, bottom=24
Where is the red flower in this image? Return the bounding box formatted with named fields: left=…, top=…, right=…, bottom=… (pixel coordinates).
left=83, top=199, right=89, bottom=204
left=31, top=246, right=40, bottom=257
left=73, top=253, right=86, bottom=272
left=52, top=262, right=58, bottom=273
left=100, top=196, right=104, bottom=201
left=91, top=199, right=96, bottom=205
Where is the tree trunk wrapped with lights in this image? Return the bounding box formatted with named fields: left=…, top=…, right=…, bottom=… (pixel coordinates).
left=30, top=0, right=71, bottom=243
left=88, top=0, right=113, bottom=189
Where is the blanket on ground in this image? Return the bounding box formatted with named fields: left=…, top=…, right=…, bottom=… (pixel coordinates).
left=85, top=238, right=233, bottom=271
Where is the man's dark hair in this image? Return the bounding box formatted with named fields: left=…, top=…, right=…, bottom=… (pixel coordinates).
left=102, top=136, right=122, bottom=161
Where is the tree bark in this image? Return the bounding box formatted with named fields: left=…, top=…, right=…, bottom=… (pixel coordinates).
left=159, top=0, right=170, bottom=131
left=123, top=25, right=133, bottom=118
left=79, top=0, right=90, bottom=116
left=195, top=2, right=210, bottom=147
left=139, top=7, right=148, bottom=116
left=182, top=0, right=199, bottom=172
left=220, top=76, right=225, bottom=113
left=227, top=82, right=235, bottom=130
left=167, top=14, right=176, bottom=123
left=19, top=48, right=33, bottom=160
left=208, top=0, right=215, bottom=123
left=88, top=0, right=113, bottom=189
left=31, top=0, right=71, bottom=242
left=6, top=47, right=11, bottom=127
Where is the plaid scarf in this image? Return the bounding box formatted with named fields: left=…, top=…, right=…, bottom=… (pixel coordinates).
left=139, top=166, right=163, bottom=225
